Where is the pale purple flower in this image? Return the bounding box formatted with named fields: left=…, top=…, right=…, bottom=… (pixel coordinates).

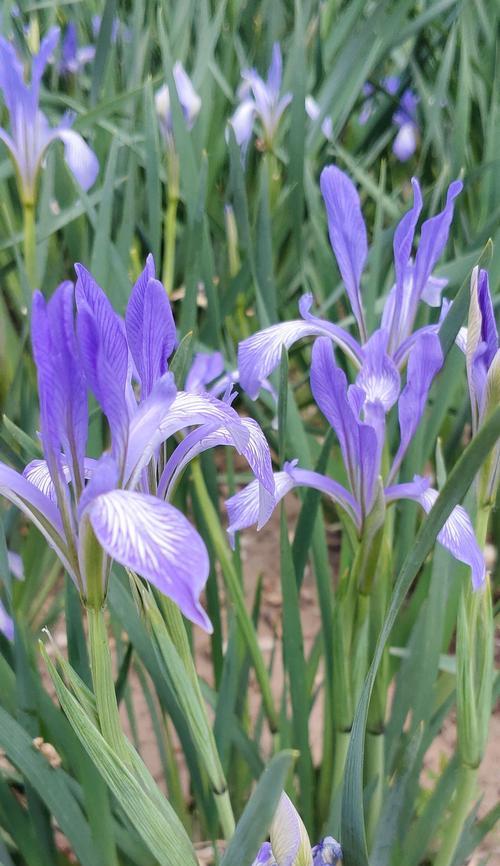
left=305, top=96, right=333, bottom=140
left=237, top=165, right=462, bottom=399
left=0, top=27, right=99, bottom=202
left=155, top=62, right=201, bottom=139
left=0, top=256, right=274, bottom=632
left=229, top=43, right=292, bottom=152
left=359, top=77, right=419, bottom=161
left=0, top=602, right=13, bottom=642
left=252, top=842, right=277, bottom=866
left=460, top=267, right=500, bottom=500
left=229, top=333, right=485, bottom=589
left=59, top=23, right=95, bottom=76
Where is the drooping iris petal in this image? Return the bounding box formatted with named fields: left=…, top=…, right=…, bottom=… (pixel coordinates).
left=319, top=165, right=368, bottom=339
left=390, top=332, right=443, bottom=479
left=226, top=469, right=296, bottom=548
left=85, top=489, right=211, bottom=630
left=238, top=295, right=361, bottom=400
left=387, top=475, right=486, bottom=590
left=356, top=329, right=400, bottom=411
left=0, top=463, right=75, bottom=579
left=229, top=99, right=256, bottom=149
left=54, top=127, right=99, bottom=191
left=159, top=417, right=275, bottom=504
left=125, top=390, right=248, bottom=484
left=269, top=792, right=313, bottom=866
left=24, top=457, right=97, bottom=502
left=0, top=601, right=14, bottom=642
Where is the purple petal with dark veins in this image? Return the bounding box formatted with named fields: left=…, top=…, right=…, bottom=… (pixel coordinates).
left=85, top=489, right=211, bottom=630
left=125, top=388, right=247, bottom=485
left=126, top=258, right=176, bottom=397
left=238, top=294, right=361, bottom=400
left=75, top=264, right=128, bottom=389
left=320, top=165, right=368, bottom=338
left=386, top=475, right=486, bottom=589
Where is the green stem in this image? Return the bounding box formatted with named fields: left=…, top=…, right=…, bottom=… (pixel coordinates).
left=365, top=731, right=385, bottom=849
left=22, top=201, right=37, bottom=291
left=159, top=596, right=235, bottom=839
left=162, top=144, right=179, bottom=295
left=434, top=765, right=477, bottom=866
left=189, top=459, right=278, bottom=731
left=87, top=605, right=128, bottom=762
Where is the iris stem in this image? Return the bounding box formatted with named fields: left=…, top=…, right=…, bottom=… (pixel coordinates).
left=159, top=596, right=235, bottom=840
left=434, top=765, right=477, bottom=866
left=22, top=200, right=37, bottom=291
left=189, top=458, right=278, bottom=732
left=162, top=142, right=179, bottom=295
left=87, top=605, right=129, bottom=762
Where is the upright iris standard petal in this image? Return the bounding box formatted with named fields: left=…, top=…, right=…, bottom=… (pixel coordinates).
left=411, top=180, right=463, bottom=315
left=319, top=165, right=368, bottom=339
left=386, top=476, right=486, bottom=590
left=356, top=329, right=400, bottom=411
left=125, top=261, right=176, bottom=398
left=390, top=332, right=443, bottom=479
left=75, top=264, right=129, bottom=387
left=389, top=178, right=422, bottom=348
left=466, top=268, right=499, bottom=430
left=310, top=338, right=360, bottom=493
left=84, top=489, right=212, bottom=630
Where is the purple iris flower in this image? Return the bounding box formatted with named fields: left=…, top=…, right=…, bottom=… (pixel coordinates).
left=229, top=42, right=292, bottom=152
left=238, top=165, right=462, bottom=396
left=155, top=62, right=201, bottom=139
left=229, top=334, right=485, bottom=589
left=460, top=267, right=500, bottom=500
left=312, top=836, right=343, bottom=865
left=0, top=256, right=274, bottom=631
left=232, top=167, right=485, bottom=590
left=359, top=77, right=419, bottom=162
left=0, top=27, right=99, bottom=203
left=59, top=22, right=95, bottom=76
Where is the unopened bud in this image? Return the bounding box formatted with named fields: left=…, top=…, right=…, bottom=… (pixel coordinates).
left=225, top=205, right=241, bottom=278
